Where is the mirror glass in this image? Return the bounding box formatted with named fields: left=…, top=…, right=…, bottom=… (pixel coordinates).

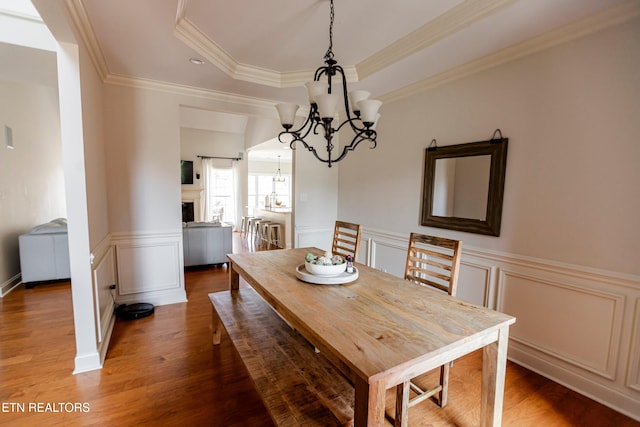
left=432, top=155, right=491, bottom=220
left=421, top=138, right=508, bottom=236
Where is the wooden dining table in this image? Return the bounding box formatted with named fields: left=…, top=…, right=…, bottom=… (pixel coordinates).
left=227, top=248, right=515, bottom=426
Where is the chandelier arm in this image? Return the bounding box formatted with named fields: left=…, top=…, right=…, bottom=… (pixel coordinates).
left=277, top=106, right=318, bottom=147
left=335, top=64, right=355, bottom=121
left=297, top=138, right=336, bottom=166
left=331, top=130, right=378, bottom=164
left=315, top=66, right=329, bottom=81
left=333, top=117, right=365, bottom=133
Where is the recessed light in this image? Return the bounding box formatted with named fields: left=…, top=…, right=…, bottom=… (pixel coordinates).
left=189, top=58, right=205, bottom=65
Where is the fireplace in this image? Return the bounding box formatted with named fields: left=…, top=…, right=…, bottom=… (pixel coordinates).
left=181, top=187, right=203, bottom=222
left=182, top=202, right=194, bottom=223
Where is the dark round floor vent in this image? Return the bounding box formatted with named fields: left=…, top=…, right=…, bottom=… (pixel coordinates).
left=116, top=303, right=155, bottom=320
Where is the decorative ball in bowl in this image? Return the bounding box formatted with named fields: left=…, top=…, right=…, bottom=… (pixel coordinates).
left=304, top=253, right=346, bottom=277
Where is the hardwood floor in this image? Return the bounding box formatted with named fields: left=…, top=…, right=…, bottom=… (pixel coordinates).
left=0, top=233, right=637, bottom=426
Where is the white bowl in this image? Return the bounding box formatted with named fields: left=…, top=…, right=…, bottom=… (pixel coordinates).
left=304, top=260, right=347, bottom=277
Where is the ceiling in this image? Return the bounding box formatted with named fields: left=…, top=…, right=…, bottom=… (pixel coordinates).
left=77, top=0, right=631, bottom=104
left=10, top=0, right=636, bottom=160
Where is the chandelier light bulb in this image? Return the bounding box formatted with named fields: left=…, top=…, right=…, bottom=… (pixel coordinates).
left=348, top=90, right=370, bottom=115
left=357, top=99, right=382, bottom=125
left=315, top=93, right=339, bottom=120
left=305, top=81, right=326, bottom=104
left=276, top=103, right=299, bottom=128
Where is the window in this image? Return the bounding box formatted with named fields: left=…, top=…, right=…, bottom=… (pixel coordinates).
left=203, top=159, right=237, bottom=225
left=248, top=174, right=291, bottom=214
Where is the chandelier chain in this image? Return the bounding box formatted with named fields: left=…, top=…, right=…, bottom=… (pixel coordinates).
left=324, top=0, right=335, bottom=61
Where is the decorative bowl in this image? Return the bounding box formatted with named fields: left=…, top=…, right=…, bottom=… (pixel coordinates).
left=304, top=260, right=347, bottom=277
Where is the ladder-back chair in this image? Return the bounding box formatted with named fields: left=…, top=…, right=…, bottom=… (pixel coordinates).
left=331, top=221, right=362, bottom=262
left=395, top=232, right=463, bottom=425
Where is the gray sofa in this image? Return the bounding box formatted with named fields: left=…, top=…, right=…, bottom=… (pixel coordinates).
left=182, top=222, right=233, bottom=267
left=19, top=218, right=71, bottom=286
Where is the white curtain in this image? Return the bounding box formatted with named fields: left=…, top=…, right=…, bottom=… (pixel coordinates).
left=202, top=158, right=214, bottom=223
left=231, top=160, right=240, bottom=231
left=202, top=158, right=237, bottom=227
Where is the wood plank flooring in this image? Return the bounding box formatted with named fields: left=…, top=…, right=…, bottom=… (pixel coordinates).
left=0, top=233, right=637, bottom=426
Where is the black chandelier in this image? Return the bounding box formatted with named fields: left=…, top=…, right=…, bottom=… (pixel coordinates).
left=275, top=0, right=382, bottom=168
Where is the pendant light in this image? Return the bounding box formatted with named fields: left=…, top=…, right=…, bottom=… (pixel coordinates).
left=275, top=0, right=381, bottom=167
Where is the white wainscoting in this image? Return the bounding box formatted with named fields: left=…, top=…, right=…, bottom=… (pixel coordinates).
left=627, top=298, right=640, bottom=392
left=361, top=227, right=640, bottom=421
left=111, top=230, right=186, bottom=306
left=89, top=235, right=117, bottom=366
left=92, top=245, right=116, bottom=345
left=498, top=270, right=624, bottom=380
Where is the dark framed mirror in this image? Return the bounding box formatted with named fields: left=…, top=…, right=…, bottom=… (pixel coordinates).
left=421, top=136, right=508, bottom=236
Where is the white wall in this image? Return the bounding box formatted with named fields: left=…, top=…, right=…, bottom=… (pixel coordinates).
left=0, top=12, right=65, bottom=296
left=339, top=19, right=640, bottom=419
left=180, top=128, right=245, bottom=170
left=341, top=19, right=640, bottom=276
left=248, top=158, right=292, bottom=175
left=244, top=116, right=282, bottom=150
left=293, top=131, right=339, bottom=252
left=0, top=79, right=66, bottom=294
left=103, top=84, right=186, bottom=306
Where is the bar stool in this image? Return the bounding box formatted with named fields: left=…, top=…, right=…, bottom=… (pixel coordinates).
left=248, top=217, right=262, bottom=238
left=267, top=223, right=282, bottom=248
left=258, top=220, right=272, bottom=244
left=240, top=216, right=253, bottom=237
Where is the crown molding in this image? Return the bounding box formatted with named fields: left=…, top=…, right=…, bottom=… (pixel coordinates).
left=68, top=0, right=639, bottom=117
left=173, top=0, right=512, bottom=88
left=357, top=0, right=516, bottom=80
left=174, top=5, right=358, bottom=88
left=382, top=0, right=640, bottom=104
left=0, top=8, right=42, bottom=22
left=63, top=0, right=109, bottom=81
left=104, top=73, right=278, bottom=114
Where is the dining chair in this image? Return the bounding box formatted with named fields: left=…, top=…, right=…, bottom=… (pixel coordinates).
left=331, top=221, right=362, bottom=262
left=395, top=232, right=462, bottom=424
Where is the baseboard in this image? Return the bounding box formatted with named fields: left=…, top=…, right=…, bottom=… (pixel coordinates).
left=73, top=351, right=103, bottom=374
left=509, top=343, right=640, bottom=422
left=1, top=274, right=23, bottom=298
left=116, top=287, right=187, bottom=307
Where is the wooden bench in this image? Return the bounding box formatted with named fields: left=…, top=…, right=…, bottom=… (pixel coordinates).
left=209, top=287, right=355, bottom=426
